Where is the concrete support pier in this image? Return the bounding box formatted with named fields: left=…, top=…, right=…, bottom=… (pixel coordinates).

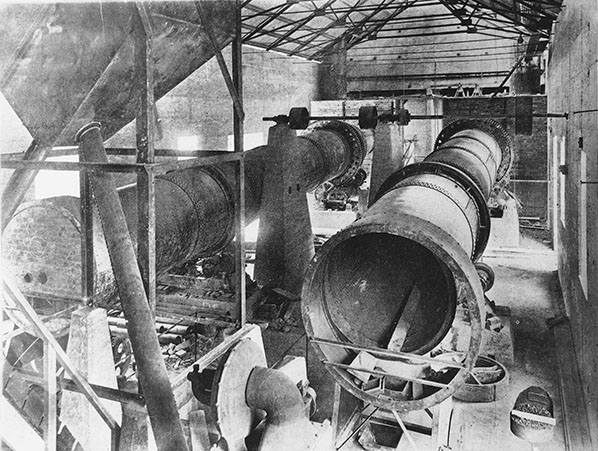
left=60, top=307, right=121, bottom=451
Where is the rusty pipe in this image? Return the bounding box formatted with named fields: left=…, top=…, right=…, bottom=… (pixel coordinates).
left=245, top=366, right=317, bottom=451
left=76, top=123, right=188, bottom=451
left=302, top=120, right=511, bottom=412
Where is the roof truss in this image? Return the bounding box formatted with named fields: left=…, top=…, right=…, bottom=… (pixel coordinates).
left=241, top=0, right=562, bottom=60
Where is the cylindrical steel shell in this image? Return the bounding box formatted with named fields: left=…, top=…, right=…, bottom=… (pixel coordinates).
left=376, top=172, right=480, bottom=257
left=294, top=131, right=348, bottom=190
left=302, top=120, right=511, bottom=411
left=1, top=121, right=366, bottom=306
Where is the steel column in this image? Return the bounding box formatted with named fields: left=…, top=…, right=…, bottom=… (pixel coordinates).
left=232, top=0, right=247, bottom=327
left=134, top=3, right=157, bottom=314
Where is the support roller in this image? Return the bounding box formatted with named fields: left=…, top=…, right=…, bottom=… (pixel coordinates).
left=302, top=119, right=512, bottom=411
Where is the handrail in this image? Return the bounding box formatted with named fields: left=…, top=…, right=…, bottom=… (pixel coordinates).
left=2, top=276, right=120, bottom=441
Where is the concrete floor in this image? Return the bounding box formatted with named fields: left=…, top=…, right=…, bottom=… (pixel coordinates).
left=451, top=249, right=565, bottom=451
left=262, top=244, right=566, bottom=451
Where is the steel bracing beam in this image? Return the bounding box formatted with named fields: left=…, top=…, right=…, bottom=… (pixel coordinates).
left=196, top=1, right=244, bottom=121
left=238, top=0, right=559, bottom=60
left=3, top=277, right=120, bottom=448
left=288, top=0, right=369, bottom=56
left=266, top=0, right=337, bottom=50
left=347, top=0, right=420, bottom=49
left=242, top=3, right=339, bottom=50
left=468, top=0, right=553, bottom=36
left=491, top=53, right=526, bottom=97
left=438, top=0, right=473, bottom=27
left=242, top=3, right=299, bottom=41
left=437, top=0, right=533, bottom=38
left=134, top=1, right=157, bottom=314
left=309, top=0, right=405, bottom=59
left=232, top=0, right=247, bottom=327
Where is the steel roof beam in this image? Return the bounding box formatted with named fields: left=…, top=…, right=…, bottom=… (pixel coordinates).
left=352, top=36, right=510, bottom=49
left=468, top=0, right=551, bottom=35
left=266, top=0, right=337, bottom=50
left=348, top=55, right=516, bottom=65
left=347, top=0, right=420, bottom=49
left=288, top=0, right=370, bottom=56
left=280, top=1, right=439, bottom=16
left=350, top=50, right=520, bottom=61
left=350, top=28, right=520, bottom=41
left=309, top=0, right=415, bottom=59
left=242, top=23, right=318, bottom=50
left=438, top=0, right=473, bottom=27
left=242, top=3, right=295, bottom=41
left=351, top=13, right=454, bottom=23
left=514, top=0, right=560, bottom=18
left=242, top=3, right=338, bottom=43
left=243, top=3, right=290, bottom=21
left=241, top=0, right=255, bottom=8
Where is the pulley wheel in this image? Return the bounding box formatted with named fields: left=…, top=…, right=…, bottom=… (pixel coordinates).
left=288, top=107, right=310, bottom=130
left=475, top=262, right=495, bottom=292
left=358, top=106, right=378, bottom=129
left=396, top=108, right=411, bottom=126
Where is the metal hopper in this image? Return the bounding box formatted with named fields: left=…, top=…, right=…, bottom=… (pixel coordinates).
left=0, top=1, right=236, bottom=147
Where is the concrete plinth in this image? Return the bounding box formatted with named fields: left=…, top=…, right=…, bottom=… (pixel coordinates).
left=368, top=121, right=404, bottom=204
left=254, top=124, right=315, bottom=295
left=60, top=307, right=121, bottom=451
left=488, top=198, right=520, bottom=249
left=120, top=405, right=155, bottom=451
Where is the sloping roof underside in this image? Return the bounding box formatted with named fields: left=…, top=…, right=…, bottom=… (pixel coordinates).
left=241, top=0, right=563, bottom=60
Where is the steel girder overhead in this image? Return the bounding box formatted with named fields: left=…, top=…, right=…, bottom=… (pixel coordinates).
left=241, top=0, right=563, bottom=60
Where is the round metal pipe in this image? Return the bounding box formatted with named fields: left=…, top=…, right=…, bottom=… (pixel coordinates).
left=302, top=120, right=511, bottom=411
left=76, top=123, right=189, bottom=451
left=245, top=366, right=317, bottom=451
